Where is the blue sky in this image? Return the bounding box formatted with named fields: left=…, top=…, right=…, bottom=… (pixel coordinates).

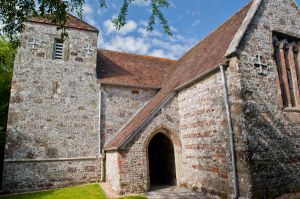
left=81, top=0, right=300, bottom=59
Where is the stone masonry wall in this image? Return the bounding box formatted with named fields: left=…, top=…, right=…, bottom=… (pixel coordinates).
left=2, top=22, right=100, bottom=192
left=100, top=85, right=157, bottom=146
left=3, top=160, right=100, bottom=192
left=107, top=69, right=253, bottom=197
left=177, top=65, right=253, bottom=198
left=237, top=0, right=300, bottom=197
left=107, top=96, right=180, bottom=194
left=105, top=152, right=120, bottom=192
left=178, top=71, right=234, bottom=198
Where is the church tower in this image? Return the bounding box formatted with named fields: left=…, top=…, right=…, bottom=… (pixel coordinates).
left=2, top=15, right=101, bottom=192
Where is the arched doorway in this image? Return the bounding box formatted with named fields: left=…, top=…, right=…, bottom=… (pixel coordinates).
left=148, top=133, right=176, bottom=187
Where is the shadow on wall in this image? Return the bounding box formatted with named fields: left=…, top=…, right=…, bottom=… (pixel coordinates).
left=1, top=122, right=56, bottom=192
left=2, top=113, right=99, bottom=192
left=242, top=95, right=300, bottom=198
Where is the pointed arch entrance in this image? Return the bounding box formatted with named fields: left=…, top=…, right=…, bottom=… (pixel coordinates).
left=145, top=128, right=183, bottom=190
left=148, top=133, right=176, bottom=186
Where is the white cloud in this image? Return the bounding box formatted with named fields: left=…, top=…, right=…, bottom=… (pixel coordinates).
left=150, top=37, right=196, bottom=59
left=98, top=15, right=197, bottom=59
left=151, top=38, right=169, bottom=48
left=83, top=3, right=93, bottom=15
left=138, top=27, right=162, bottom=38
left=97, top=9, right=104, bottom=16
left=170, top=25, right=178, bottom=33
left=139, top=20, right=148, bottom=27
left=132, top=0, right=150, bottom=7
left=191, top=20, right=201, bottom=27
left=85, top=16, right=97, bottom=26
left=110, top=2, right=118, bottom=9
left=97, top=31, right=104, bottom=47
left=150, top=49, right=169, bottom=58
left=34, top=0, right=39, bottom=10
left=104, top=19, right=137, bottom=35
left=137, top=20, right=163, bottom=38
left=191, top=10, right=201, bottom=17
left=168, top=0, right=176, bottom=8
left=99, top=32, right=196, bottom=59
left=82, top=3, right=97, bottom=26
left=137, top=27, right=148, bottom=37
left=102, top=36, right=150, bottom=54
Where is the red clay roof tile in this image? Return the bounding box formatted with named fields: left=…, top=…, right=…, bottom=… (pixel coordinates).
left=97, top=49, right=175, bottom=88
left=29, top=14, right=99, bottom=32
left=104, top=1, right=253, bottom=149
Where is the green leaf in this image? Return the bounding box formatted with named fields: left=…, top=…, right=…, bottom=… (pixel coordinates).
left=0, top=37, right=15, bottom=136
left=0, top=0, right=172, bottom=42
left=147, top=0, right=172, bottom=36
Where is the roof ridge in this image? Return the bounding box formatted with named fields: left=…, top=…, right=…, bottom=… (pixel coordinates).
left=159, top=0, right=254, bottom=89
left=225, top=0, right=262, bottom=57
left=97, top=49, right=176, bottom=62
left=28, top=13, right=99, bottom=33
left=66, top=14, right=99, bottom=32
left=172, top=0, right=254, bottom=67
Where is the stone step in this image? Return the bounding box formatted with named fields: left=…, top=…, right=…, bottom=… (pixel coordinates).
left=146, top=186, right=214, bottom=199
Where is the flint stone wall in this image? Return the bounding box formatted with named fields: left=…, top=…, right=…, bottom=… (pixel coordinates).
left=100, top=85, right=157, bottom=146
left=106, top=96, right=180, bottom=194
left=237, top=0, right=300, bottom=197
left=177, top=69, right=253, bottom=198
left=3, top=160, right=100, bottom=193
left=2, top=22, right=100, bottom=192
left=106, top=67, right=254, bottom=198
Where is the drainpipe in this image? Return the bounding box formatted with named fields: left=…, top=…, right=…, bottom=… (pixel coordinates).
left=98, top=90, right=102, bottom=156
left=100, top=151, right=105, bottom=182
left=98, top=90, right=106, bottom=182
left=220, top=65, right=239, bottom=199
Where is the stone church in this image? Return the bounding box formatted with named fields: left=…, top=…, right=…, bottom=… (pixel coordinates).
left=2, top=0, right=300, bottom=198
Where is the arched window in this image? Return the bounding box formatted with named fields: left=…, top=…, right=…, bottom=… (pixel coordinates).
left=273, top=33, right=300, bottom=108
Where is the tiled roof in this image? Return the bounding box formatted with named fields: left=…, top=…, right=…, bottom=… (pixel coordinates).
left=97, top=49, right=175, bottom=89
left=104, top=1, right=254, bottom=150
left=29, top=14, right=99, bottom=32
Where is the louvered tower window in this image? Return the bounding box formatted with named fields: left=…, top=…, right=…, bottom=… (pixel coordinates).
left=53, top=39, right=64, bottom=60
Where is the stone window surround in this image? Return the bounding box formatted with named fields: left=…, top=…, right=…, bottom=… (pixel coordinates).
left=53, top=38, right=64, bottom=60
left=273, top=31, right=300, bottom=112
left=143, top=126, right=183, bottom=191
left=50, top=35, right=70, bottom=62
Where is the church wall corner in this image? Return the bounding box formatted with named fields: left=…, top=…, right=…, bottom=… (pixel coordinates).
left=235, top=0, right=300, bottom=197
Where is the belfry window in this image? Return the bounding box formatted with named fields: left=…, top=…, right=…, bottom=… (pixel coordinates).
left=273, top=32, right=300, bottom=108
left=53, top=39, right=64, bottom=60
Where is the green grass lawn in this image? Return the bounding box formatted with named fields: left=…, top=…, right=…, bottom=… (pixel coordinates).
left=0, top=184, right=147, bottom=199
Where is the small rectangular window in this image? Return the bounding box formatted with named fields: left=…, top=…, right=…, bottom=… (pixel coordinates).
left=53, top=39, right=64, bottom=60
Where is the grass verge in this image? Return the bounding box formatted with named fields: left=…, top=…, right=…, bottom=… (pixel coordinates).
left=0, top=184, right=147, bottom=199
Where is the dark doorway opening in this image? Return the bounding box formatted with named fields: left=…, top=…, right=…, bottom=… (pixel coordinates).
left=148, top=133, right=176, bottom=187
